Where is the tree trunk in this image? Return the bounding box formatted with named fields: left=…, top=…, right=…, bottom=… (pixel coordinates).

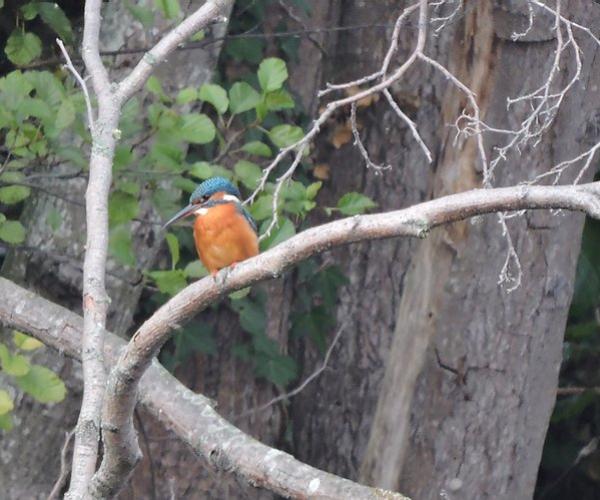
left=360, top=2, right=600, bottom=499
left=290, top=2, right=599, bottom=500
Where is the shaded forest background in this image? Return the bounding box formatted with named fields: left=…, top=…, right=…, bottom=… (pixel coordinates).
left=0, top=1, right=599, bottom=499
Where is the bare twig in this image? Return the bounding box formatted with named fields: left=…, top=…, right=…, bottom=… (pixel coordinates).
left=248, top=0, right=430, bottom=239
left=350, top=103, right=391, bottom=172
left=116, top=0, right=232, bottom=104
left=236, top=322, right=347, bottom=419
left=48, top=429, right=76, bottom=500
left=56, top=38, right=95, bottom=132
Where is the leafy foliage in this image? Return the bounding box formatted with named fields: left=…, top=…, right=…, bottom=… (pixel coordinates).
left=0, top=332, right=67, bottom=431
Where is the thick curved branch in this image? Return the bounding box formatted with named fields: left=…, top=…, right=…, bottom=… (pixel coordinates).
left=98, top=181, right=600, bottom=492
left=0, top=278, right=406, bottom=500
left=116, top=0, right=233, bottom=104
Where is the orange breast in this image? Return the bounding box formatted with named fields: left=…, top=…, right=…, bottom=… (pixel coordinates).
left=193, top=203, right=258, bottom=274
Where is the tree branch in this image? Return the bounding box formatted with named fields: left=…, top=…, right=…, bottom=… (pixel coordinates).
left=116, top=0, right=233, bottom=104
left=98, top=181, right=600, bottom=494
left=0, top=277, right=406, bottom=500
left=67, top=0, right=114, bottom=496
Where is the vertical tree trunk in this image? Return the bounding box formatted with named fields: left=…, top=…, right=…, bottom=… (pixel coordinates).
left=290, top=3, right=599, bottom=500
left=360, top=2, right=600, bottom=499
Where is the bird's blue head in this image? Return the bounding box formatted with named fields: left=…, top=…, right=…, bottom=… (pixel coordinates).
left=163, top=176, right=242, bottom=229
left=189, top=176, right=241, bottom=205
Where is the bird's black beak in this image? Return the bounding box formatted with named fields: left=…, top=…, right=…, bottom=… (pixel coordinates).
left=162, top=203, right=197, bottom=229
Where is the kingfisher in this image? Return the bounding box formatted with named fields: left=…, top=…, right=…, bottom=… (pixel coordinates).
left=163, top=177, right=259, bottom=276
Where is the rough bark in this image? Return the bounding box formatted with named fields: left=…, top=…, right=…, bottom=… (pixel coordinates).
left=288, top=2, right=599, bottom=500
left=291, top=0, right=439, bottom=478
left=361, top=2, right=600, bottom=499
left=0, top=2, right=230, bottom=497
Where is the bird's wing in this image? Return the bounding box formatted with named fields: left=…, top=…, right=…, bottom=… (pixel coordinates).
left=236, top=204, right=258, bottom=234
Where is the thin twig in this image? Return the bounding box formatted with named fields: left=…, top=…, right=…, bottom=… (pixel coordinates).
left=48, top=429, right=76, bottom=500
left=235, top=322, right=347, bottom=419
left=56, top=38, right=96, bottom=133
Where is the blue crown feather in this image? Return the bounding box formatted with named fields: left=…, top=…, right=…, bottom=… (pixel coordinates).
left=190, top=177, right=241, bottom=203
left=190, top=177, right=257, bottom=234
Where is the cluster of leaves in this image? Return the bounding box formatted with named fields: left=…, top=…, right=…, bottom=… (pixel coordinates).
left=3, top=1, right=73, bottom=66
left=0, top=0, right=377, bottom=391
left=0, top=69, right=86, bottom=245
left=0, top=331, right=67, bottom=430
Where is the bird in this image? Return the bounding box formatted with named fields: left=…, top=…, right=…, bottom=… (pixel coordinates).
left=163, top=177, right=259, bottom=276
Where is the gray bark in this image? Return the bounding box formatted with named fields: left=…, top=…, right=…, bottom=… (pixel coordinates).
left=291, top=2, right=598, bottom=500
left=365, top=3, right=600, bottom=499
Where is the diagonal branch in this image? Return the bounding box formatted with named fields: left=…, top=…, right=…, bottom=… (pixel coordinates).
left=0, top=278, right=407, bottom=500
left=116, top=0, right=233, bottom=104
left=97, top=180, right=600, bottom=495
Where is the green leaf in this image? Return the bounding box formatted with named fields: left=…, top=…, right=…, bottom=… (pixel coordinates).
left=175, top=87, right=197, bottom=105
left=0, top=213, right=5, bottom=224
left=109, top=225, right=136, bottom=267
left=5, top=31, right=42, bottom=65
left=0, top=186, right=30, bottom=205
left=0, top=220, right=26, bottom=244
left=256, top=353, right=297, bottom=386
left=0, top=71, right=34, bottom=108
left=0, top=413, right=13, bottom=431
left=125, top=1, right=154, bottom=27
left=258, top=58, right=288, bottom=92
left=184, top=260, right=208, bottom=279
left=0, top=343, right=31, bottom=376
left=113, top=146, right=134, bottom=171
left=155, top=0, right=180, bottom=19
left=146, top=75, right=165, bottom=97
left=109, top=191, right=139, bottom=225
left=179, top=113, right=216, bottom=144
left=0, top=390, right=13, bottom=416
left=241, top=141, right=272, bottom=158
left=15, top=364, right=66, bottom=403
left=45, top=208, right=62, bottom=230
left=55, top=98, right=76, bottom=130
left=250, top=194, right=274, bottom=221
left=147, top=270, right=187, bottom=295
left=199, top=83, right=228, bottom=114
left=306, top=181, right=322, bottom=200
left=234, top=160, right=262, bottom=190
left=266, top=89, right=294, bottom=111
left=336, top=192, right=377, bottom=215
left=34, top=3, right=74, bottom=42
left=229, top=82, right=261, bottom=115
left=16, top=97, right=52, bottom=122
left=189, top=161, right=214, bottom=180
left=225, top=38, right=265, bottom=64
left=268, top=124, right=304, bottom=149
left=229, top=287, right=251, bottom=300
left=13, top=331, right=43, bottom=351
left=165, top=233, right=180, bottom=269
left=260, top=217, right=296, bottom=251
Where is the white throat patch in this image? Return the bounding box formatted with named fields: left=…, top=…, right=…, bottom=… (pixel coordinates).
left=194, top=207, right=209, bottom=216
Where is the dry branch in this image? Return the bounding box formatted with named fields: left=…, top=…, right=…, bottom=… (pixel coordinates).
left=0, top=278, right=405, bottom=500
left=94, top=181, right=600, bottom=492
